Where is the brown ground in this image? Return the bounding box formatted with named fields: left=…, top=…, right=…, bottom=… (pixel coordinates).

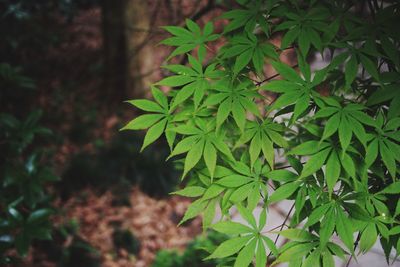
left=21, top=188, right=202, bottom=267
left=58, top=188, right=202, bottom=267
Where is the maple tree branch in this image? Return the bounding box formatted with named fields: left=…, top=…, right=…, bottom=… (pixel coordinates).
left=255, top=64, right=299, bottom=86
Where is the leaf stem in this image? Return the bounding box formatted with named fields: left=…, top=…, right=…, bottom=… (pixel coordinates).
left=255, top=64, right=299, bottom=86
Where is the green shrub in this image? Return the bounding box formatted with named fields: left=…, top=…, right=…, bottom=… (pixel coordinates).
left=125, top=0, right=400, bottom=266
left=36, top=219, right=101, bottom=267
left=112, top=228, right=141, bottom=255
left=0, top=110, right=59, bottom=263
left=61, top=131, right=179, bottom=198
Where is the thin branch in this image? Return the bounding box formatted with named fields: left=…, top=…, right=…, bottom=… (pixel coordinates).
left=262, top=223, right=289, bottom=234
left=367, top=0, right=376, bottom=19
left=273, top=203, right=295, bottom=244
left=373, top=0, right=380, bottom=9
left=279, top=46, right=295, bottom=52
left=255, top=72, right=281, bottom=86
left=275, top=162, right=306, bottom=170
left=255, top=64, right=299, bottom=86
left=345, top=232, right=361, bottom=267
left=266, top=203, right=295, bottom=259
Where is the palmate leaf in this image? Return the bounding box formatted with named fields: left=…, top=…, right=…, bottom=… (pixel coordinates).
left=337, top=45, right=381, bottom=87
left=364, top=116, right=400, bottom=179
left=236, top=119, right=287, bottom=168
left=221, top=0, right=276, bottom=35
left=122, top=114, right=164, bottom=130
left=289, top=139, right=358, bottom=189
left=275, top=7, right=329, bottom=54
left=161, top=20, right=219, bottom=61
left=222, top=33, right=278, bottom=75
left=315, top=101, right=376, bottom=150
left=266, top=169, right=297, bottom=182
left=211, top=160, right=267, bottom=210
left=303, top=249, right=320, bottom=267
left=205, top=79, right=261, bottom=131
left=159, top=55, right=221, bottom=109
left=275, top=228, right=336, bottom=266
left=275, top=212, right=349, bottom=265
left=122, top=87, right=173, bottom=151
left=211, top=206, right=276, bottom=266
left=256, top=238, right=267, bottom=267
left=178, top=180, right=228, bottom=226
left=379, top=140, right=397, bottom=179
left=261, top=59, right=327, bottom=121
left=170, top=121, right=234, bottom=178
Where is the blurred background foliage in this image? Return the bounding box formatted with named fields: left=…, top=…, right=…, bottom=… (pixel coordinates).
left=0, top=0, right=230, bottom=266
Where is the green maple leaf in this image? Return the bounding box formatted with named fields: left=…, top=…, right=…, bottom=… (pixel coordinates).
left=365, top=115, right=400, bottom=179
left=221, top=0, right=278, bottom=35
left=221, top=32, right=278, bottom=75
left=261, top=57, right=327, bottom=122
left=122, top=87, right=175, bottom=151
left=169, top=119, right=234, bottom=178
left=204, top=79, right=261, bottom=131
left=161, top=19, right=219, bottom=61
left=159, top=55, right=221, bottom=109
left=209, top=206, right=277, bottom=267
left=289, top=139, right=358, bottom=193
left=235, top=119, right=287, bottom=168
left=313, top=100, right=376, bottom=151
left=275, top=7, right=330, bottom=55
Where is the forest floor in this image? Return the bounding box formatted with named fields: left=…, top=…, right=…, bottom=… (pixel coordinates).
left=23, top=188, right=202, bottom=267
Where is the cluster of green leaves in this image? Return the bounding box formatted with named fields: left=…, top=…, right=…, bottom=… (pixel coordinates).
left=152, top=230, right=228, bottom=267
left=125, top=0, right=400, bottom=266
left=0, top=110, right=59, bottom=263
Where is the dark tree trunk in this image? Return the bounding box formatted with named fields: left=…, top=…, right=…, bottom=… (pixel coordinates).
left=101, top=0, right=152, bottom=103
left=102, top=0, right=127, bottom=102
